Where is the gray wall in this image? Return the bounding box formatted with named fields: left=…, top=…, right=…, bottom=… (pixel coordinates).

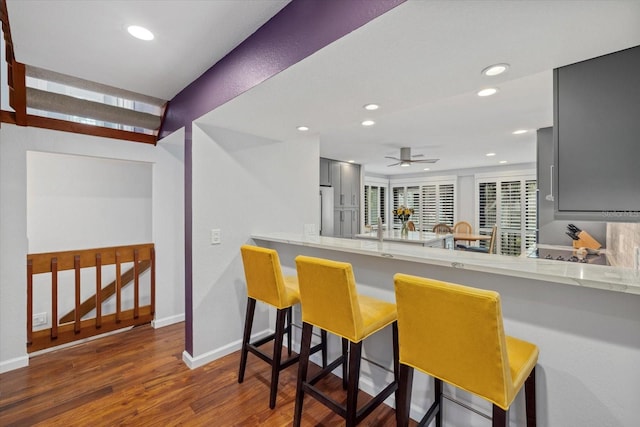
left=537, top=127, right=607, bottom=246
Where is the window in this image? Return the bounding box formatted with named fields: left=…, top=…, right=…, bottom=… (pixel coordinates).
left=476, top=173, right=536, bottom=256
left=364, top=184, right=386, bottom=227
left=391, top=177, right=456, bottom=231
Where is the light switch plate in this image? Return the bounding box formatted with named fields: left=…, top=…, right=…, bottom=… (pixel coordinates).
left=211, top=229, right=221, bottom=245
left=33, top=312, right=47, bottom=326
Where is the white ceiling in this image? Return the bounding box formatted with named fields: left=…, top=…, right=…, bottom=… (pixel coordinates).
left=7, top=1, right=640, bottom=176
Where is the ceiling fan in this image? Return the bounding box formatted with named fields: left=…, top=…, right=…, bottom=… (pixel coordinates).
left=386, top=147, right=439, bottom=167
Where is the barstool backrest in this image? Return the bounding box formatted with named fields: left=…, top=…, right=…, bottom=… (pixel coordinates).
left=394, top=273, right=515, bottom=409
left=240, top=245, right=288, bottom=309
left=295, top=256, right=364, bottom=342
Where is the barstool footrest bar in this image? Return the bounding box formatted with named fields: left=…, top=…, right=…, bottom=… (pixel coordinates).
left=302, top=382, right=348, bottom=418
left=355, top=381, right=398, bottom=423
left=307, top=356, right=344, bottom=386
left=418, top=400, right=440, bottom=427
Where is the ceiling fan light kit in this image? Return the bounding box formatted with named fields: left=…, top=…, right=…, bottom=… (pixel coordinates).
left=386, top=147, right=439, bottom=167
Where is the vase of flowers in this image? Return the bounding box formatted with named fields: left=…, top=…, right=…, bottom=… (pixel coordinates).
left=393, top=205, right=414, bottom=236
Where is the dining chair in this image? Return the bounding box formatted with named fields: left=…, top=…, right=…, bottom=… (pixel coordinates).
left=293, top=255, right=399, bottom=427
left=394, top=273, right=538, bottom=427
left=457, top=225, right=497, bottom=254
left=239, top=245, right=326, bottom=409
left=432, top=223, right=452, bottom=234
left=453, top=221, right=472, bottom=244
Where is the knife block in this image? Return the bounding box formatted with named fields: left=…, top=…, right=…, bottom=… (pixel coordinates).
left=572, top=231, right=602, bottom=250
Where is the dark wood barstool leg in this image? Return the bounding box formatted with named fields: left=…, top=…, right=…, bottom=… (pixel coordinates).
left=321, top=330, right=328, bottom=368
left=396, top=364, right=414, bottom=427
left=346, top=340, right=362, bottom=427
left=286, top=306, right=293, bottom=356
left=435, top=377, right=443, bottom=427
left=293, top=322, right=313, bottom=427
left=492, top=405, right=507, bottom=427
left=525, top=367, right=537, bottom=427
left=341, top=337, right=349, bottom=390
left=238, top=297, right=256, bottom=383
left=269, top=308, right=288, bottom=409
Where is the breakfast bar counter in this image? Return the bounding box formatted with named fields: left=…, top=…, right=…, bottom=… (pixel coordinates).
left=251, top=232, right=640, bottom=426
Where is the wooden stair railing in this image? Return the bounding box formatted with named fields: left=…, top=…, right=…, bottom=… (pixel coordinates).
left=27, top=243, right=155, bottom=353
left=59, top=259, right=151, bottom=324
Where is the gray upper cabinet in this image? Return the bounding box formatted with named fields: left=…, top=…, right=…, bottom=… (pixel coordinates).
left=319, top=157, right=331, bottom=186
left=330, top=160, right=360, bottom=208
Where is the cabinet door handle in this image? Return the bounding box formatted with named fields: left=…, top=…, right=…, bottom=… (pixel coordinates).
left=340, top=211, right=344, bottom=222
left=545, top=165, right=555, bottom=201
left=340, top=194, right=344, bottom=205
left=352, top=194, right=356, bottom=205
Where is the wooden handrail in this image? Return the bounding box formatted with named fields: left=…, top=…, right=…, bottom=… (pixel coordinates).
left=26, top=243, right=155, bottom=352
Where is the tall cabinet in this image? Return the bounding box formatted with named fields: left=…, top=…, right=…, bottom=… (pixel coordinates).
left=320, top=158, right=360, bottom=238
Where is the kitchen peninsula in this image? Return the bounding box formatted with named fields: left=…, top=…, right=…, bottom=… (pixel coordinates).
left=355, top=229, right=454, bottom=249
left=251, top=232, right=640, bottom=426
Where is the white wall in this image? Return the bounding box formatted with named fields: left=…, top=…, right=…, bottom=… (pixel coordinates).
left=0, top=124, right=185, bottom=373
left=186, top=122, right=318, bottom=366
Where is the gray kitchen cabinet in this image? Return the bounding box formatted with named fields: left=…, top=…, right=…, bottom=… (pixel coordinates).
left=319, top=157, right=331, bottom=186
left=330, top=160, right=360, bottom=208
left=334, top=208, right=358, bottom=238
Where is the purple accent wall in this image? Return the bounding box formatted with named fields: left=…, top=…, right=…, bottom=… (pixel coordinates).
left=171, top=0, right=406, bottom=357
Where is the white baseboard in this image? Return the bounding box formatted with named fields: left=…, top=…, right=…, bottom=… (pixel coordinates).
left=152, top=313, right=185, bottom=329
left=182, top=329, right=272, bottom=370
left=0, top=355, right=29, bottom=374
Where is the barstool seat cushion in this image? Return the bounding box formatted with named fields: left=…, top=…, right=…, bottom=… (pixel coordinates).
left=359, top=294, right=398, bottom=339
left=242, top=245, right=300, bottom=309
left=394, top=273, right=538, bottom=410
left=506, top=336, right=539, bottom=397
left=294, top=256, right=397, bottom=342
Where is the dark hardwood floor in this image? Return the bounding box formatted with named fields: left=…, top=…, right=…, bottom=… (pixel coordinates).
left=0, top=322, right=409, bottom=426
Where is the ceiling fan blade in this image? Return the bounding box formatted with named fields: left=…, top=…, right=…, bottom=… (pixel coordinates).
left=384, top=156, right=401, bottom=161
left=411, top=154, right=425, bottom=158
left=411, top=158, right=439, bottom=163
left=387, top=162, right=401, bottom=167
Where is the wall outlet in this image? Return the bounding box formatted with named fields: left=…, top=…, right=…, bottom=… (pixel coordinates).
left=33, top=312, right=47, bottom=326
left=211, top=229, right=221, bottom=245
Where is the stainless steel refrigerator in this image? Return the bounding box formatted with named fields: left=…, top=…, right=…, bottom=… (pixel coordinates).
left=319, top=186, right=334, bottom=236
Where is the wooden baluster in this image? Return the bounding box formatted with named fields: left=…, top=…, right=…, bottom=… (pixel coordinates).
left=51, top=257, right=58, bottom=339
left=96, top=253, right=102, bottom=329
left=115, top=251, right=121, bottom=323
left=74, top=255, right=81, bottom=334
left=133, top=249, right=139, bottom=319
left=151, top=246, right=156, bottom=316
left=27, top=259, right=33, bottom=346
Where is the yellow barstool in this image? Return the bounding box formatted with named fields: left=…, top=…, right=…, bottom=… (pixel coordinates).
left=394, top=273, right=538, bottom=427
left=293, top=255, right=399, bottom=427
left=239, top=245, right=326, bottom=409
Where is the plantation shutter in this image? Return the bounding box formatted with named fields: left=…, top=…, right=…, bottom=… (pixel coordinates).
left=364, top=185, right=370, bottom=226
left=438, top=184, right=455, bottom=226
left=420, top=185, right=437, bottom=231
left=500, top=180, right=522, bottom=256
left=392, top=186, right=404, bottom=228
left=406, top=186, right=420, bottom=228
left=525, top=180, right=537, bottom=252
left=380, top=187, right=386, bottom=225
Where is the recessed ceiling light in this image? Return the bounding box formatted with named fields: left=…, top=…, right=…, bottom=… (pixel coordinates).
left=297, top=126, right=309, bottom=132
left=512, top=129, right=528, bottom=135
left=361, top=120, right=375, bottom=127
left=348, top=160, right=355, bottom=163
left=127, top=25, right=154, bottom=41
left=486, top=152, right=496, bottom=157
left=423, top=168, right=430, bottom=171
left=363, top=103, right=379, bottom=111
left=499, top=160, right=508, bottom=164
left=477, top=88, right=498, bottom=97
left=482, top=63, right=510, bottom=77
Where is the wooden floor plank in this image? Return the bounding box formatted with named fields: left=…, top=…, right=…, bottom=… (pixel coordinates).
left=0, top=322, right=413, bottom=426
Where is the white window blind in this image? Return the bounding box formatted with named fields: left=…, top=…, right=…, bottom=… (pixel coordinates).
left=476, top=173, right=537, bottom=256
left=391, top=180, right=456, bottom=231
left=364, top=184, right=386, bottom=226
